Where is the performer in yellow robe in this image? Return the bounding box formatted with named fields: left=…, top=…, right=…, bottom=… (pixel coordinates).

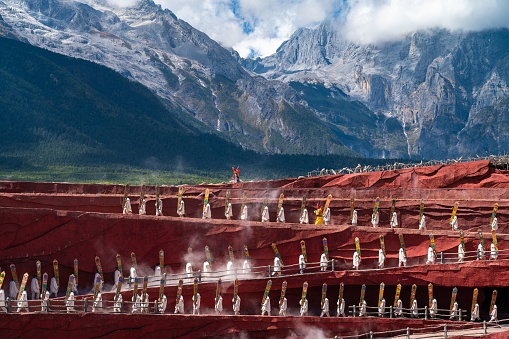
left=314, top=204, right=324, bottom=225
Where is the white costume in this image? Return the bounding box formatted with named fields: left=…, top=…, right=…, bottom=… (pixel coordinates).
left=123, top=197, right=132, bottom=214
left=320, top=297, right=330, bottom=317
left=92, top=292, right=103, bottom=313
left=371, top=211, right=379, bottom=227
left=16, top=290, right=28, bottom=313
left=279, top=297, right=287, bottom=316
left=491, top=217, right=498, bottom=231
left=419, top=215, right=427, bottom=230
left=378, top=248, right=385, bottom=269
left=299, top=254, right=306, bottom=274
left=390, top=212, right=398, bottom=228
left=9, top=280, right=19, bottom=299
left=113, top=294, right=123, bottom=313
left=320, top=253, right=328, bottom=271
left=489, top=305, right=498, bottom=323
left=323, top=208, right=331, bottom=225
left=458, top=244, right=465, bottom=263
left=353, top=251, right=360, bottom=270
left=226, top=261, right=234, bottom=275
left=471, top=303, right=480, bottom=321
left=49, top=277, right=58, bottom=298
left=113, top=269, right=121, bottom=292
left=426, top=246, right=436, bottom=265
left=141, top=293, right=149, bottom=313
left=261, top=206, right=270, bottom=222
left=215, top=295, right=223, bottom=314
left=139, top=198, right=146, bottom=215
left=0, top=290, right=6, bottom=312
left=192, top=293, right=201, bottom=315
left=272, top=257, right=283, bottom=276
left=395, top=299, right=403, bottom=317
left=130, top=266, right=137, bottom=281
left=450, top=215, right=459, bottom=230
left=299, top=298, right=308, bottom=316
left=299, top=208, right=309, bottom=224
left=41, top=291, right=50, bottom=312
left=378, top=298, right=386, bottom=317
left=232, top=296, right=241, bottom=315
left=450, top=301, right=458, bottom=320
left=202, top=203, right=211, bottom=219
left=490, top=243, right=498, bottom=260
left=66, top=292, right=75, bottom=313
left=31, top=277, right=40, bottom=300
left=131, top=294, right=141, bottom=313
left=243, top=260, right=250, bottom=273
left=411, top=299, right=418, bottom=317
left=154, top=265, right=161, bottom=277
left=352, top=210, right=358, bottom=226
left=155, top=199, right=163, bottom=216
left=186, top=262, right=193, bottom=278
left=174, top=295, right=184, bottom=314
left=177, top=200, right=185, bottom=217
left=203, top=261, right=211, bottom=273
left=430, top=299, right=438, bottom=319
left=477, top=243, right=485, bottom=260
left=398, top=248, right=407, bottom=267
left=225, top=203, right=233, bottom=220
left=277, top=207, right=285, bottom=223
left=359, top=300, right=367, bottom=316
left=337, top=298, right=345, bottom=317
left=158, top=294, right=167, bottom=313
left=261, top=297, right=271, bottom=316
left=240, top=205, right=248, bottom=220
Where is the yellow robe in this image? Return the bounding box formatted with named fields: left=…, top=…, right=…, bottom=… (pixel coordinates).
left=315, top=208, right=324, bottom=225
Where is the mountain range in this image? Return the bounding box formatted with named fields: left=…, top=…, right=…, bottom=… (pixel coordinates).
left=1, top=0, right=509, bottom=163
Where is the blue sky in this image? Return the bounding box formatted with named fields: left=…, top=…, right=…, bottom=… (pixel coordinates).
left=108, top=0, right=509, bottom=58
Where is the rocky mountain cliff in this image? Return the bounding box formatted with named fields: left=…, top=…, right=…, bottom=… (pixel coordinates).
left=0, top=0, right=359, bottom=157
left=244, top=21, right=509, bottom=159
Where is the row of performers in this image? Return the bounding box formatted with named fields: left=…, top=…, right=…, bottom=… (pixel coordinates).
left=6, top=280, right=499, bottom=324
left=122, top=195, right=501, bottom=232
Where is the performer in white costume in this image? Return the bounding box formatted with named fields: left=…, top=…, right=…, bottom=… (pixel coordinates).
left=471, top=303, right=480, bottom=321
left=261, top=296, right=271, bottom=316
left=450, top=301, right=458, bottom=320
left=450, top=215, right=459, bottom=230
left=359, top=300, right=367, bottom=316
left=138, top=198, right=146, bottom=215
left=92, top=292, right=103, bottom=313
left=399, top=247, right=407, bottom=267
left=215, top=294, right=223, bottom=315
left=158, top=294, right=167, bottom=313
left=378, top=248, right=385, bottom=269
left=323, top=207, right=331, bottom=225
left=202, top=203, right=211, bottom=219
left=41, top=291, right=50, bottom=312
left=299, top=208, right=309, bottom=224
left=123, top=197, right=132, bottom=214
left=378, top=298, right=386, bottom=317
left=490, top=243, right=498, bottom=260
left=174, top=295, right=184, bottom=314
left=177, top=200, right=185, bottom=217
left=192, top=293, right=201, bottom=315
left=491, top=217, right=498, bottom=231
left=261, top=206, right=270, bottom=222
left=489, top=305, right=498, bottom=323
left=66, top=292, right=75, bottom=313
left=477, top=243, right=485, bottom=260
left=419, top=214, right=427, bottom=230
left=426, top=246, right=436, bottom=265
left=240, top=205, right=248, bottom=220
left=277, top=206, right=285, bottom=223
left=155, top=198, right=163, bottom=216
left=320, top=297, right=330, bottom=317
left=299, top=297, right=308, bottom=316
left=411, top=299, right=418, bottom=318
left=458, top=244, right=465, bottom=263
left=320, top=252, right=328, bottom=271
left=232, top=295, right=241, bottom=315
left=279, top=296, right=287, bottom=316
left=371, top=211, right=379, bottom=227
left=113, top=294, right=123, bottom=313
left=353, top=251, right=360, bottom=270
left=299, top=253, right=306, bottom=274
left=351, top=210, right=358, bottom=226
left=16, top=291, right=29, bottom=313
left=272, top=257, right=283, bottom=276
left=390, top=212, right=398, bottom=228
left=395, top=299, right=403, bottom=317
left=225, top=203, right=233, bottom=220
left=429, top=299, right=438, bottom=319
left=337, top=298, right=345, bottom=317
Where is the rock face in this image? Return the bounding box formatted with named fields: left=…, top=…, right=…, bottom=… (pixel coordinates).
left=245, top=22, right=509, bottom=159
left=0, top=0, right=354, bottom=157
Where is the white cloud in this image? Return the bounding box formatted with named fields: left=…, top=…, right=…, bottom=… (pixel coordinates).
left=341, top=0, right=509, bottom=44
left=154, top=0, right=337, bottom=58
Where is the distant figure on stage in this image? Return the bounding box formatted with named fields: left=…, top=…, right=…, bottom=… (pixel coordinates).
left=395, top=299, right=403, bottom=317
left=16, top=291, right=29, bottom=313
left=9, top=279, right=18, bottom=299
left=450, top=215, right=459, bottom=230
left=141, top=293, right=149, bottom=313
left=130, top=266, right=137, bottom=282
left=419, top=215, right=427, bottom=230
left=359, top=300, right=367, bottom=316
left=41, top=291, right=50, bottom=312
left=430, top=299, right=438, bottom=319
left=490, top=243, right=498, bottom=260
left=277, top=206, right=285, bottom=223
left=450, top=301, right=458, bottom=320
left=92, top=292, right=103, bottom=313
left=299, top=297, right=308, bottom=316
left=31, top=277, right=40, bottom=300
left=477, top=243, right=485, bottom=260
left=279, top=296, right=288, bottom=316
left=320, top=252, right=328, bottom=271
left=154, top=265, right=161, bottom=277
left=491, top=217, right=498, bottom=231
left=226, top=260, right=234, bottom=275
left=261, top=296, right=271, bottom=316
left=225, top=202, right=233, bottom=220
left=398, top=247, right=407, bottom=267
left=411, top=299, right=418, bottom=318
left=299, top=253, right=306, bottom=274
left=186, top=262, right=193, bottom=278
left=49, top=277, right=58, bottom=298
left=232, top=167, right=241, bottom=183
left=323, top=207, right=331, bottom=225
left=471, top=303, right=480, bottom=321
left=232, top=295, right=241, bottom=315
left=300, top=208, right=309, bottom=224
left=378, top=298, right=386, bottom=317
left=174, top=295, right=184, bottom=314
left=458, top=244, right=465, bottom=263
left=177, top=200, right=185, bottom=217
left=192, top=293, right=201, bottom=315
left=351, top=210, right=358, bottom=226
left=390, top=212, right=398, bottom=228
left=371, top=211, right=379, bottom=228
left=66, top=292, right=75, bottom=313
left=158, top=294, right=167, bottom=313
left=353, top=251, right=360, bottom=270
left=243, top=259, right=250, bottom=273
left=426, top=246, right=436, bottom=265
left=155, top=197, right=163, bottom=216
left=489, top=305, right=498, bottom=323
left=261, top=206, right=270, bottom=222
left=337, top=297, right=346, bottom=317
left=272, top=256, right=283, bottom=276
left=203, top=261, right=211, bottom=274
left=378, top=248, right=385, bottom=269
left=215, top=294, right=223, bottom=315
left=139, top=198, right=146, bottom=215
left=113, top=267, right=121, bottom=292
left=202, top=203, right=211, bottom=219
left=240, top=205, right=248, bottom=220
left=0, top=290, right=6, bottom=312
left=113, top=294, right=123, bottom=313
left=320, top=297, right=330, bottom=317
left=314, top=205, right=324, bottom=225
left=123, top=197, right=132, bottom=214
